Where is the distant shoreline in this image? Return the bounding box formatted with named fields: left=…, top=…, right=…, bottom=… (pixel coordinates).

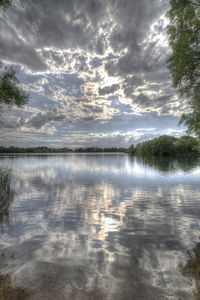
left=0, top=151, right=127, bottom=155
left=0, top=147, right=128, bottom=154
left=1, top=135, right=199, bottom=156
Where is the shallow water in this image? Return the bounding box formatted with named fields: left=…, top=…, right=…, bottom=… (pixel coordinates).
left=0, top=153, right=200, bottom=299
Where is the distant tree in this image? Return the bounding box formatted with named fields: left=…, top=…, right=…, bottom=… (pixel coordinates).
left=0, top=1, right=29, bottom=108
left=136, top=135, right=179, bottom=156
left=128, top=144, right=136, bottom=155
left=167, top=0, right=200, bottom=136
left=135, top=135, right=199, bottom=156
left=178, top=135, right=199, bottom=153
left=155, top=135, right=178, bottom=155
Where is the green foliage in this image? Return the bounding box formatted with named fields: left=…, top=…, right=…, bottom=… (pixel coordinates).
left=167, top=0, right=200, bottom=135
left=0, top=272, right=29, bottom=300
left=0, top=146, right=73, bottom=153
left=0, top=2, right=29, bottom=108
left=134, top=135, right=199, bottom=156
left=178, top=135, right=199, bottom=152
left=0, top=167, right=14, bottom=223
left=0, top=146, right=127, bottom=153
left=127, top=144, right=136, bottom=155
left=0, top=0, right=11, bottom=10
left=181, top=242, right=200, bottom=297
left=0, top=67, right=29, bottom=107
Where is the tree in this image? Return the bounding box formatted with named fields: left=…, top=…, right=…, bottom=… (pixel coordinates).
left=0, top=0, right=11, bottom=10
left=128, top=144, right=136, bottom=155
left=0, top=1, right=29, bottom=107
left=178, top=135, right=199, bottom=152
left=0, top=66, right=28, bottom=107
left=135, top=135, right=199, bottom=156
left=167, top=0, right=200, bottom=136
left=0, top=167, right=14, bottom=223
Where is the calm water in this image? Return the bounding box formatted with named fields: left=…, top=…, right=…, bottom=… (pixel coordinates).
left=0, top=154, right=200, bottom=300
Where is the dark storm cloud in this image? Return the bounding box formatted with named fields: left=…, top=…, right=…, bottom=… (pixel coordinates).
left=75, top=55, right=90, bottom=73
left=0, top=0, right=168, bottom=70
left=106, top=0, right=168, bottom=73
left=0, top=113, right=24, bottom=129
left=81, top=104, right=103, bottom=114
left=26, top=109, right=65, bottom=129
left=99, top=84, right=120, bottom=96
left=74, top=98, right=91, bottom=103
left=131, top=92, right=188, bottom=115
left=111, top=41, right=167, bottom=77
left=82, top=116, right=95, bottom=122
left=122, top=76, right=144, bottom=98
left=0, top=0, right=108, bottom=71
left=133, top=93, right=174, bottom=109
left=144, top=69, right=170, bottom=85
left=133, top=94, right=150, bottom=107
left=95, top=38, right=107, bottom=55
left=0, top=18, right=47, bottom=71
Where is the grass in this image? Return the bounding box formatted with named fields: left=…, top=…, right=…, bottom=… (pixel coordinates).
left=0, top=272, right=29, bottom=300
left=181, top=243, right=200, bottom=299
left=0, top=167, right=14, bottom=223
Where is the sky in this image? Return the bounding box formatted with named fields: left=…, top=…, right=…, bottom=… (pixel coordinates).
left=0, top=0, right=190, bottom=148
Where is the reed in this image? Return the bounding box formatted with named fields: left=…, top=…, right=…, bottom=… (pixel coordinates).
left=0, top=167, right=14, bottom=223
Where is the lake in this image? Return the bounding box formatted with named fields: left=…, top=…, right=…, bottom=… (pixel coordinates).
left=0, top=153, right=200, bottom=299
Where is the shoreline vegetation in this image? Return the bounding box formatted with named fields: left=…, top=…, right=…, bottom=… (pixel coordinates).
left=128, top=135, right=200, bottom=156
left=181, top=243, right=200, bottom=299
left=0, top=147, right=127, bottom=154
left=0, top=135, right=199, bottom=156
left=0, top=167, right=14, bottom=223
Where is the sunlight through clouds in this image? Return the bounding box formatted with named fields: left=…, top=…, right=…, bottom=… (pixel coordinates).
left=0, top=0, right=187, bottom=147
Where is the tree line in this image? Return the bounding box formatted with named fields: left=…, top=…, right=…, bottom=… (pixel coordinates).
left=1, top=136, right=199, bottom=155
left=128, top=135, right=200, bottom=156
left=0, top=146, right=127, bottom=153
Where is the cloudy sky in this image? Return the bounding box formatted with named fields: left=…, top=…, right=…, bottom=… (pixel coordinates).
left=0, top=0, right=189, bottom=148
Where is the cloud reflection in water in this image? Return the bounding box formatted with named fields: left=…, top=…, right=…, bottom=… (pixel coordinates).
left=0, top=154, right=200, bottom=299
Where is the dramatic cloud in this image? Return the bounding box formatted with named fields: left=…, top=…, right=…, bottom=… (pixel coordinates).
left=99, top=84, right=120, bottom=96
left=26, top=108, right=65, bottom=129
left=0, top=0, right=187, bottom=147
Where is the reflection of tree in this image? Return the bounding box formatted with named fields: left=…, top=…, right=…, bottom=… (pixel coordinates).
left=181, top=243, right=200, bottom=299
left=0, top=272, right=29, bottom=300
left=139, top=155, right=200, bottom=173
left=0, top=167, right=14, bottom=223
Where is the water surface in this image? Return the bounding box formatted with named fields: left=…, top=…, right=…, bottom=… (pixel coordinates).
left=0, top=154, right=200, bottom=299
